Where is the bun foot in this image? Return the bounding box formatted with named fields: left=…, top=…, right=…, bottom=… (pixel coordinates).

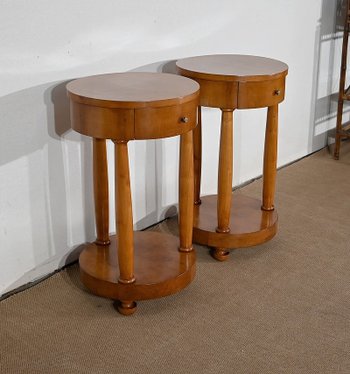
left=117, top=300, right=137, bottom=315
left=210, top=248, right=230, bottom=262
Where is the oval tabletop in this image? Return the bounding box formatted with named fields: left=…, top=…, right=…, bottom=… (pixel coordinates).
left=67, top=72, right=200, bottom=109
left=176, top=54, right=288, bottom=82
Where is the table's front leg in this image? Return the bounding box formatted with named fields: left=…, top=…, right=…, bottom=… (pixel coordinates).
left=93, top=138, right=110, bottom=245
left=114, top=140, right=136, bottom=315
left=213, top=109, right=233, bottom=261
left=179, top=130, right=194, bottom=253
left=262, top=105, right=278, bottom=211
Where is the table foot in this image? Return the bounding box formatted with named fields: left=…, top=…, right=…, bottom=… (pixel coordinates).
left=117, top=301, right=137, bottom=316
left=210, top=248, right=230, bottom=262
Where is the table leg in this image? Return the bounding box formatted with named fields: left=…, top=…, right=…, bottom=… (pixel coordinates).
left=193, top=106, right=202, bottom=205
left=262, top=105, right=278, bottom=211
left=213, top=109, right=233, bottom=261
left=179, top=131, right=194, bottom=253
left=114, top=140, right=136, bottom=315
left=334, top=98, right=344, bottom=160
left=93, top=138, right=110, bottom=245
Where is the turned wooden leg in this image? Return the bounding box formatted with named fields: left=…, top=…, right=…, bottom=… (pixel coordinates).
left=93, top=138, right=110, bottom=245
left=213, top=109, right=233, bottom=261
left=334, top=15, right=349, bottom=160
left=193, top=106, right=202, bottom=205
left=114, top=140, right=136, bottom=315
left=262, top=105, right=278, bottom=211
left=179, top=131, right=194, bottom=253
left=334, top=98, right=344, bottom=160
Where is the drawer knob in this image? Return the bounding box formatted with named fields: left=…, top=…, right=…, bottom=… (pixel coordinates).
left=180, top=117, right=189, bottom=123
left=274, top=89, right=281, bottom=96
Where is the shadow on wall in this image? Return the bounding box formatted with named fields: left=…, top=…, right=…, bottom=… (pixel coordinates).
left=0, top=83, right=79, bottom=289
left=309, top=0, right=350, bottom=152
left=1, top=59, right=182, bottom=294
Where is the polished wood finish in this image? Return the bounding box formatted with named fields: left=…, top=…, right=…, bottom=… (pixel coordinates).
left=179, top=131, right=194, bottom=252
left=93, top=138, right=110, bottom=245
left=176, top=55, right=288, bottom=260
left=79, top=233, right=196, bottom=300
left=114, top=141, right=135, bottom=285
left=192, top=78, right=238, bottom=109
left=134, top=100, right=197, bottom=139
left=67, top=72, right=199, bottom=141
left=334, top=1, right=350, bottom=160
left=215, top=109, right=234, bottom=261
left=67, top=72, right=199, bottom=314
left=193, top=195, right=278, bottom=248
left=193, top=106, right=202, bottom=205
left=67, top=72, right=199, bottom=109
left=262, top=106, right=278, bottom=211
left=177, top=55, right=288, bottom=82
left=238, top=77, right=285, bottom=109
left=217, top=109, right=233, bottom=234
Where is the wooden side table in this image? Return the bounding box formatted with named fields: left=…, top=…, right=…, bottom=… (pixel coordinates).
left=67, top=72, right=199, bottom=315
left=176, top=55, right=288, bottom=261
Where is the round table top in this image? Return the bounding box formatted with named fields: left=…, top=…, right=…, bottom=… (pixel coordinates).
left=66, top=72, right=200, bottom=109
left=176, top=54, right=288, bottom=82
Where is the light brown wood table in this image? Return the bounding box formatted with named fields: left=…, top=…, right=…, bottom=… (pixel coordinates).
left=176, top=55, right=288, bottom=261
left=67, top=72, right=199, bottom=315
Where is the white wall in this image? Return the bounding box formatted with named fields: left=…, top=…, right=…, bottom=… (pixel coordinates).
left=0, top=0, right=341, bottom=296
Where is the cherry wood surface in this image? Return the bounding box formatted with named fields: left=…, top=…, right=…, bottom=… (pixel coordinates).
left=68, top=73, right=199, bottom=141
left=176, top=54, right=288, bottom=82
left=193, top=194, right=278, bottom=249
left=262, top=106, right=279, bottom=211
left=93, top=138, right=110, bottom=245
left=216, top=110, right=233, bottom=234
left=178, top=131, right=194, bottom=252
left=68, top=72, right=198, bottom=315
left=193, top=106, right=202, bottom=205
left=177, top=54, right=287, bottom=261
left=67, top=72, right=199, bottom=109
left=80, top=232, right=196, bottom=301
left=238, top=78, right=285, bottom=109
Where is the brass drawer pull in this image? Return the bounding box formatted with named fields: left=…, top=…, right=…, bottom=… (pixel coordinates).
left=274, top=89, right=281, bottom=96
left=180, top=117, right=189, bottom=123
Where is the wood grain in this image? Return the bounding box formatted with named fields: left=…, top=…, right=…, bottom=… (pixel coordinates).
left=262, top=105, right=278, bottom=211
left=177, top=54, right=287, bottom=260
left=238, top=77, right=285, bottom=109
left=176, top=54, right=288, bottom=82
left=216, top=109, right=233, bottom=234
left=178, top=130, right=194, bottom=252
left=193, top=194, right=278, bottom=248
left=67, top=72, right=199, bottom=109
left=68, top=72, right=198, bottom=314
left=134, top=99, right=198, bottom=139
left=93, top=138, right=110, bottom=245
left=193, top=106, right=202, bottom=205
left=79, top=232, right=196, bottom=301
left=114, top=140, right=135, bottom=285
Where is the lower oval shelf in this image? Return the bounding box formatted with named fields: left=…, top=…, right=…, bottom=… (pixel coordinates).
left=193, top=194, right=278, bottom=249
left=79, top=231, right=196, bottom=301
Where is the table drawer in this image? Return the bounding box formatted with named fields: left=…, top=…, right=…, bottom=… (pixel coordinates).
left=135, top=99, right=198, bottom=140
left=195, top=78, right=238, bottom=109
left=238, top=77, right=285, bottom=109
left=70, top=101, right=134, bottom=140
